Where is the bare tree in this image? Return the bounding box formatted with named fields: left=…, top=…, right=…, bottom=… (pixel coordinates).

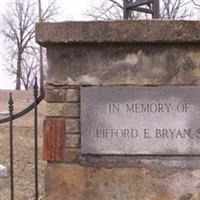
left=7, top=50, right=39, bottom=90
left=160, top=0, right=191, bottom=19
left=85, top=0, right=142, bottom=20
left=192, top=0, right=200, bottom=7
left=86, top=0, right=194, bottom=20
left=85, top=1, right=123, bottom=20
left=192, top=0, right=200, bottom=11
left=2, top=0, right=58, bottom=90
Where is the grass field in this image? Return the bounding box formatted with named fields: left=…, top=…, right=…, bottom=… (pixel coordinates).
left=0, top=90, right=47, bottom=200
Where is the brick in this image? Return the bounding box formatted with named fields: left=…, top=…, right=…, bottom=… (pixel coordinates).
left=45, top=89, right=66, bottom=102
left=66, top=134, right=80, bottom=148
left=65, top=148, right=79, bottom=162
left=65, top=119, right=80, bottom=133
left=66, top=89, right=80, bottom=102
left=43, top=119, right=65, bottom=161
left=44, top=103, right=80, bottom=117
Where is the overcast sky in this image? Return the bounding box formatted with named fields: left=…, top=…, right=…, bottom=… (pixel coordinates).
left=0, top=0, right=94, bottom=90
left=0, top=0, right=199, bottom=90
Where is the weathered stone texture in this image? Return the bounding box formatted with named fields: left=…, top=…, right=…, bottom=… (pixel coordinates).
left=66, top=134, right=80, bottom=148
left=43, top=119, right=65, bottom=161
left=45, top=89, right=66, bottom=102
left=45, top=164, right=200, bottom=200
left=44, top=102, right=80, bottom=117
left=81, top=86, right=200, bottom=155
left=35, top=21, right=200, bottom=87
left=46, top=44, right=200, bottom=86
left=36, top=20, right=200, bottom=45
left=65, top=119, right=80, bottom=133
left=79, top=156, right=200, bottom=171
left=37, top=20, right=200, bottom=200
left=66, top=89, right=80, bottom=102
left=64, top=148, right=79, bottom=162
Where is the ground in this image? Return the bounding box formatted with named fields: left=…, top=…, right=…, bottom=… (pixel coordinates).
left=0, top=90, right=46, bottom=200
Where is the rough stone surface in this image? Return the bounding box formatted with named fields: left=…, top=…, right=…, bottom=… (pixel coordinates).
left=65, top=119, right=80, bottom=133
left=64, top=148, right=79, bottom=162
left=43, top=119, right=65, bottom=161
left=36, top=20, right=200, bottom=45
left=45, top=164, right=200, bottom=200
left=66, top=89, right=80, bottom=102
left=44, top=102, right=80, bottom=117
left=45, top=89, right=66, bottom=102
left=38, top=20, right=200, bottom=199
left=46, top=44, right=200, bottom=86
left=79, top=156, right=200, bottom=170
left=66, top=134, right=80, bottom=148
left=81, top=86, right=200, bottom=155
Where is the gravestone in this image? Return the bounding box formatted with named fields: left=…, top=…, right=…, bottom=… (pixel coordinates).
left=36, top=20, right=200, bottom=200
left=0, top=164, right=8, bottom=178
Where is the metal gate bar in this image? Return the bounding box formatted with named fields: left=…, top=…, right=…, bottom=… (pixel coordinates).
left=1, top=77, right=43, bottom=200
left=34, top=78, right=39, bottom=200
left=8, top=93, right=14, bottom=200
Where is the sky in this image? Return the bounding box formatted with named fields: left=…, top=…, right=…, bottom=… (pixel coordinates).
left=0, top=0, right=94, bottom=90
left=0, top=0, right=199, bottom=90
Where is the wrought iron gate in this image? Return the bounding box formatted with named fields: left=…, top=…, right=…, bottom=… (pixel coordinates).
left=0, top=78, right=44, bottom=200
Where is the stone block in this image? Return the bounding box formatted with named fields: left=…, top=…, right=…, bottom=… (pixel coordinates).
left=65, top=119, right=80, bottom=133
left=45, top=89, right=66, bottom=102
left=36, top=21, right=200, bottom=45
left=66, top=134, right=80, bottom=148
left=43, top=119, right=65, bottom=161
left=45, top=164, right=200, bottom=200
left=81, top=86, right=200, bottom=155
left=44, top=44, right=200, bottom=86
left=66, top=89, right=80, bottom=102
left=44, top=103, right=80, bottom=117
left=36, top=21, right=200, bottom=86
left=64, top=148, right=79, bottom=162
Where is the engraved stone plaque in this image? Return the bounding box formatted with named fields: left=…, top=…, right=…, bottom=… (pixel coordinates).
left=81, top=86, right=200, bottom=155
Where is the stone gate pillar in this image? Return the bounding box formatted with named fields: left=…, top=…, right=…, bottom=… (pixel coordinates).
left=36, top=20, right=200, bottom=200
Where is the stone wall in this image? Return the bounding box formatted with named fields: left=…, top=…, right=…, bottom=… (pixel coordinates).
left=36, top=20, right=200, bottom=200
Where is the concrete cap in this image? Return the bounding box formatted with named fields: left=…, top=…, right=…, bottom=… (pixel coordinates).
left=36, top=20, right=200, bottom=46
